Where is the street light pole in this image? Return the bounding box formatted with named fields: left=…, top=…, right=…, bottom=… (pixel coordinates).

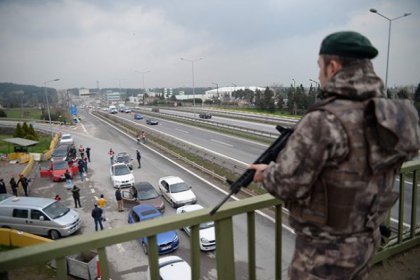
left=309, top=79, right=320, bottom=88
left=370, top=8, right=411, bottom=98
left=135, top=70, right=151, bottom=106
left=43, top=79, right=60, bottom=137
left=212, top=82, right=219, bottom=99
left=181, top=57, right=203, bottom=116
left=292, top=78, right=296, bottom=88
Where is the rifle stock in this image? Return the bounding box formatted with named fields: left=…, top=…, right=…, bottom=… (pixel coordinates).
left=210, top=125, right=293, bottom=215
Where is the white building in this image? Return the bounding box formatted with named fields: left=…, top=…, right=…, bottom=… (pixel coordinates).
left=78, top=88, right=90, bottom=96
left=204, top=86, right=265, bottom=100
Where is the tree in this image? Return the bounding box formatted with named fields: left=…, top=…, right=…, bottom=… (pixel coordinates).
left=254, top=90, right=263, bottom=109
left=28, top=123, right=39, bottom=140
left=0, top=108, right=6, bottom=117
left=262, top=87, right=275, bottom=111
left=14, top=123, right=24, bottom=138
left=396, top=88, right=409, bottom=99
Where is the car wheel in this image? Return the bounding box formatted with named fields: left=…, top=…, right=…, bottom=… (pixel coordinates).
left=49, top=230, right=60, bottom=240
left=169, top=200, right=176, bottom=208
left=142, top=242, right=148, bottom=255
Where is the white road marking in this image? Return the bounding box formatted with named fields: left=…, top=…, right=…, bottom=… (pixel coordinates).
left=80, top=122, right=88, bottom=134
left=395, top=178, right=414, bottom=186
left=390, top=217, right=412, bottom=228
left=116, top=243, right=125, bottom=253
left=94, top=195, right=99, bottom=200
left=210, top=139, right=233, bottom=147
left=91, top=189, right=96, bottom=194
left=176, top=128, right=189, bottom=133
left=90, top=112, right=296, bottom=235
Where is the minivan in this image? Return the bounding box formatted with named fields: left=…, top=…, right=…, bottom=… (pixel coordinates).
left=0, top=195, right=82, bottom=239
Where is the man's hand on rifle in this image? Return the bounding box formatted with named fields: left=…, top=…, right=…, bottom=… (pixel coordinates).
left=249, top=164, right=268, bottom=183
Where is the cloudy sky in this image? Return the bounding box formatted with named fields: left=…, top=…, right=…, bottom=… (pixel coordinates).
left=0, top=0, right=418, bottom=90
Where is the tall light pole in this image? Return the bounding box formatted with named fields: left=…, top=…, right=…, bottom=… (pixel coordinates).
left=370, top=8, right=411, bottom=98
left=135, top=70, right=151, bottom=106
left=309, top=78, right=320, bottom=88
left=180, top=57, right=203, bottom=116
left=291, top=78, right=296, bottom=87
left=212, top=82, right=219, bottom=99
left=44, top=79, right=60, bottom=137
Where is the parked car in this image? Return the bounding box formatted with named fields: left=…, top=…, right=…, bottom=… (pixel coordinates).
left=51, top=144, right=71, bottom=162
left=121, top=182, right=165, bottom=213
left=110, top=163, right=134, bottom=188
left=115, top=152, right=133, bottom=170
left=128, top=204, right=179, bottom=255
left=151, top=107, right=160, bottom=113
left=146, top=119, right=159, bottom=125
left=134, top=113, right=144, bottom=120
left=198, top=112, right=212, bottom=119
left=176, top=204, right=216, bottom=251
left=147, top=256, right=191, bottom=280
left=124, top=108, right=132, bottom=113
left=158, top=176, right=197, bottom=208
left=40, top=160, right=79, bottom=182
left=59, top=133, right=74, bottom=145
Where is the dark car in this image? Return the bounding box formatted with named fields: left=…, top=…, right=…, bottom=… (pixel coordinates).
left=115, top=152, right=133, bottom=170
left=134, top=113, right=144, bottom=120
left=146, top=119, right=158, bottom=125
left=128, top=205, right=178, bottom=255
left=122, top=182, right=165, bottom=213
left=198, top=112, right=212, bottom=119
left=51, top=144, right=71, bottom=162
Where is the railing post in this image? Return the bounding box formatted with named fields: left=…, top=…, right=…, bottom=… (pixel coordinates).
left=275, top=204, right=283, bottom=280
left=215, top=217, right=235, bottom=279
left=190, top=225, right=201, bottom=280
left=410, top=170, right=418, bottom=239
left=247, top=211, right=256, bottom=280
left=147, top=235, right=159, bottom=280
left=98, top=247, right=110, bottom=280
left=398, top=173, right=405, bottom=243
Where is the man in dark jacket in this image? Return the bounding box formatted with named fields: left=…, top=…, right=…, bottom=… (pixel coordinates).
left=91, top=204, right=103, bottom=231
left=136, top=149, right=141, bottom=169
left=115, top=187, right=123, bottom=212
left=250, top=31, right=420, bottom=279
left=9, top=177, right=17, bottom=196
left=0, top=179, right=6, bottom=194
left=86, top=147, right=91, bottom=162
left=78, top=159, right=85, bottom=181
left=72, top=185, right=82, bottom=208
left=17, top=174, right=29, bottom=196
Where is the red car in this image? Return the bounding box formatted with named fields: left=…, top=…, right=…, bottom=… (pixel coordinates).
left=40, top=160, right=79, bottom=182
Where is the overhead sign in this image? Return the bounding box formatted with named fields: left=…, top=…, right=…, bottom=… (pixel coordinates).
left=70, top=105, right=77, bottom=115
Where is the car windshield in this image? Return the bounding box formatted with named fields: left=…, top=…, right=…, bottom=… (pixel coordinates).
left=53, top=149, right=67, bottom=157
left=62, top=135, right=71, bottom=140
left=200, top=221, right=215, bottom=229
left=117, top=155, right=130, bottom=163
left=169, top=182, right=189, bottom=193
left=138, top=186, right=159, bottom=200
left=140, top=209, right=159, bottom=219
left=114, top=165, right=130, bottom=176
left=43, top=201, right=70, bottom=219
left=53, top=161, right=67, bottom=170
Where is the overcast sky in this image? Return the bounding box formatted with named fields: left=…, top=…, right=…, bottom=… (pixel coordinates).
left=0, top=0, right=418, bottom=90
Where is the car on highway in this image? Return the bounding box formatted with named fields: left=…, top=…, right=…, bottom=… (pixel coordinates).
left=158, top=176, right=197, bottom=208
left=176, top=204, right=216, bottom=251
left=147, top=256, right=191, bottom=280
left=51, top=144, right=71, bottom=162
left=124, top=108, right=132, bottom=113
left=128, top=204, right=179, bottom=255
left=110, top=163, right=134, bottom=188
left=134, top=113, right=144, bottom=120
left=146, top=118, right=159, bottom=125
left=59, top=133, right=74, bottom=145
left=198, top=112, right=212, bottom=119
left=40, top=160, right=79, bottom=182
left=115, top=152, right=133, bottom=170
left=121, top=182, right=165, bottom=213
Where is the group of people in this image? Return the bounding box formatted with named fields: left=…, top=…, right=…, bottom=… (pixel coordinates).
left=0, top=174, right=30, bottom=197
left=136, top=131, right=146, bottom=144
left=68, top=144, right=91, bottom=163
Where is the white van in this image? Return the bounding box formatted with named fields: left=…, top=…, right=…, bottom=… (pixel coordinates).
left=109, top=105, right=118, bottom=114
left=0, top=195, right=82, bottom=240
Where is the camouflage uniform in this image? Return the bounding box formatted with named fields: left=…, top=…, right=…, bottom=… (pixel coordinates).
left=262, top=59, right=420, bottom=279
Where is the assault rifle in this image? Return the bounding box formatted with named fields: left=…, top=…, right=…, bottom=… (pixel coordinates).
left=210, top=125, right=293, bottom=215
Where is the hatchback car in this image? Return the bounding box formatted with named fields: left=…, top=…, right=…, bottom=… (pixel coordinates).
left=176, top=204, right=216, bottom=251
left=40, top=160, right=79, bottom=182
left=110, top=163, right=134, bottom=188
left=146, top=119, right=159, bottom=125
left=51, top=144, right=71, bottom=162
left=158, top=176, right=197, bottom=208
left=198, top=112, right=212, bottom=119
left=134, top=113, right=144, bottom=120
left=115, top=152, right=133, bottom=170
left=59, top=133, right=74, bottom=145
left=121, top=182, right=165, bottom=213
left=147, top=256, right=191, bottom=280
left=128, top=204, right=179, bottom=255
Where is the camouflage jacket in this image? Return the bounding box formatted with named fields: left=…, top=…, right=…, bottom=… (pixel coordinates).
left=263, top=59, right=420, bottom=239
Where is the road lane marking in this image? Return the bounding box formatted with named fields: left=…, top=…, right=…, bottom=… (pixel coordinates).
left=116, top=243, right=125, bottom=253
left=91, top=189, right=95, bottom=194
left=176, top=128, right=189, bottom=133
left=80, top=122, right=88, bottom=134
left=210, top=139, right=233, bottom=147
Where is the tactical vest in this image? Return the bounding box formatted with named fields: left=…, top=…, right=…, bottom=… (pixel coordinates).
left=288, top=97, right=401, bottom=235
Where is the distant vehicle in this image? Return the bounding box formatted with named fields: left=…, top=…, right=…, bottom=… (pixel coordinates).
left=176, top=204, right=216, bottom=251
left=40, top=160, right=79, bottom=182
left=51, top=144, right=71, bottom=162
left=115, top=152, right=133, bottom=170
left=158, top=176, right=197, bottom=208
left=147, top=256, right=191, bottom=280
left=124, top=108, right=131, bottom=113
left=110, top=163, right=134, bottom=188
left=146, top=119, right=158, bottom=125
left=151, top=108, right=160, bottom=113
left=134, top=113, right=144, bottom=120
left=109, top=105, right=118, bottom=114
left=198, top=112, right=212, bottom=119
left=122, top=182, right=165, bottom=213
left=59, top=133, right=74, bottom=145
left=128, top=204, right=179, bottom=255
left=118, top=104, right=126, bottom=112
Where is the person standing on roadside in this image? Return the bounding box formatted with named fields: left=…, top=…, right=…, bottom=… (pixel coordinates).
left=97, top=194, right=107, bottom=221
left=115, top=187, right=123, bottom=212
left=108, top=148, right=115, bottom=165
left=64, top=169, right=72, bottom=190
left=0, top=178, right=6, bottom=194
left=54, top=194, right=61, bottom=201
left=83, top=157, right=88, bottom=173
left=78, top=158, right=85, bottom=181
left=79, top=145, right=85, bottom=159
left=9, top=177, right=17, bottom=196
left=91, top=204, right=104, bottom=231
left=17, top=174, right=29, bottom=196
left=72, top=185, right=82, bottom=208
left=141, top=131, right=146, bottom=144
left=86, top=147, right=91, bottom=162
left=136, top=149, right=141, bottom=169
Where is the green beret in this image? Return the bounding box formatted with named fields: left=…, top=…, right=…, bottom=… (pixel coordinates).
left=319, top=31, right=378, bottom=59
